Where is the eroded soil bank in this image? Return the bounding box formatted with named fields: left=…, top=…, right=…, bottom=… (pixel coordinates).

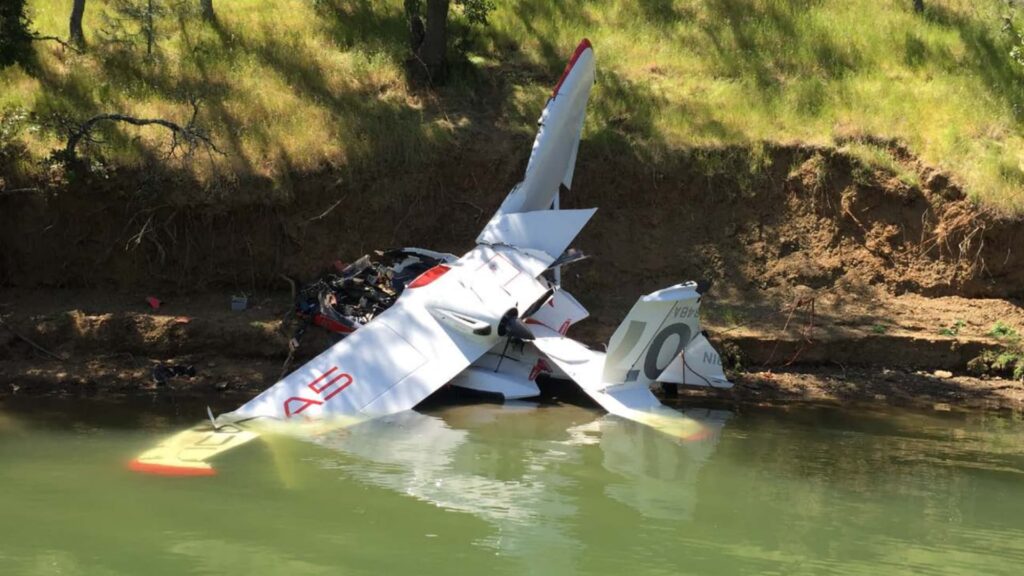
left=2, top=141, right=1023, bottom=409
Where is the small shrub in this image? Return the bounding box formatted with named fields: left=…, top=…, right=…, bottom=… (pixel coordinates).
left=987, top=321, right=1021, bottom=341
left=719, top=341, right=743, bottom=373
left=938, top=319, right=966, bottom=337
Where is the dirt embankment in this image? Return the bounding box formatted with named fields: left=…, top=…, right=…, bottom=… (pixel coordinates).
left=1, top=138, right=1023, bottom=409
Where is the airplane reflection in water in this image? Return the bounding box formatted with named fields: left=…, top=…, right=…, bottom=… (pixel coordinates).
left=302, top=403, right=731, bottom=560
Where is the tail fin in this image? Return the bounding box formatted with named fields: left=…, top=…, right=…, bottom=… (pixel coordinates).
left=602, top=283, right=727, bottom=389
left=490, top=39, right=595, bottom=219
left=656, top=333, right=733, bottom=388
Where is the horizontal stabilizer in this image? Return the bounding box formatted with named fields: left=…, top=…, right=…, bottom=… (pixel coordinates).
left=529, top=324, right=707, bottom=440
left=476, top=208, right=596, bottom=263
left=656, top=333, right=733, bottom=388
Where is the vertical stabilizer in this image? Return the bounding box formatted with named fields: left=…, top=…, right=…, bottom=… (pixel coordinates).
left=601, top=283, right=704, bottom=389
left=491, top=39, right=595, bottom=219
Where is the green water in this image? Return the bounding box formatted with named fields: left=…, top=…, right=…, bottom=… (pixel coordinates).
left=1, top=397, right=1024, bottom=576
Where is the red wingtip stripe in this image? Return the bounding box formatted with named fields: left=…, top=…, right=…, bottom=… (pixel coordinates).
left=128, top=459, right=217, bottom=477
left=408, top=264, right=451, bottom=289
left=551, top=38, right=593, bottom=97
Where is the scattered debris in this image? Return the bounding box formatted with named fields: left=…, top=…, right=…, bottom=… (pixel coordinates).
left=230, top=294, right=248, bottom=312
left=151, top=363, right=196, bottom=386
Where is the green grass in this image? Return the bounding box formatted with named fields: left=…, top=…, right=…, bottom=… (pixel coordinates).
left=4, top=0, right=1024, bottom=211
left=988, top=320, right=1021, bottom=341
left=842, top=142, right=923, bottom=190
left=938, top=319, right=966, bottom=337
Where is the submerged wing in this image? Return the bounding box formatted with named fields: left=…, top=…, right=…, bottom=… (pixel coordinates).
left=492, top=39, right=595, bottom=217
left=131, top=244, right=559, bottom=474
left=129, top=421, right=260, bottom=476
left=224, top=305, right=480, bottom=421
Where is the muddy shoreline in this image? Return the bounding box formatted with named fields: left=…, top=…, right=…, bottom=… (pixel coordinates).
left=3, top=141, right=1023, bottom=411
left=2, top=288, right=1020, bottom=414
left=3, top=354, right=1021, bottom=415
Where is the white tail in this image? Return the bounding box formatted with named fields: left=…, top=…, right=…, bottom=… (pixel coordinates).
left=602, top=283, right=708, bottom=388
left=530, top=281, right=729, bottom=438
left=656, top=333, right=733, bottom=389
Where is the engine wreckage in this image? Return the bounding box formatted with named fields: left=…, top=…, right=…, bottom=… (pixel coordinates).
left=290, top=249, right=454, bottom=338
left=131, top=39, right=733, bottom=477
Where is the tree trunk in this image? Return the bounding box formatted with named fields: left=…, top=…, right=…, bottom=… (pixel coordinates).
left=405, top=0, right=424, bottom=52
left=200, top=0, right=215, bottom=23
left=913, top=0, right=924, bottom=13
left=146, top=0, right=154, bottom=57
left=69, top=0, right=86, bottom=49
left=417, top=0, right=449, bottom=84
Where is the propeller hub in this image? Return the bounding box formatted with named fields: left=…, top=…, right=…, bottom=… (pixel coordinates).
left=498, top=308, right=535, bottom=341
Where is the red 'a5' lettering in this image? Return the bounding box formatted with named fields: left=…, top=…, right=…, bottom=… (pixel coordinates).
left=308, top=367, right=353, bottom=400
left=282, top=366, right=355, bottom=418
left=284, top=396, right=322, bottom=418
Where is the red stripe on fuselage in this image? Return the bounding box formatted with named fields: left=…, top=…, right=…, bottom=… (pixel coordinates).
left=408, top=264, right=451, bottom=288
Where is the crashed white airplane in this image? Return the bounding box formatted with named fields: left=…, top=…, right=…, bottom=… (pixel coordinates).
left=131, top=39, right=732, bottom=476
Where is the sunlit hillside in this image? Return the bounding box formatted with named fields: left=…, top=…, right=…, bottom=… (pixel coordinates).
left=3, top=0, right=1024, bottom=211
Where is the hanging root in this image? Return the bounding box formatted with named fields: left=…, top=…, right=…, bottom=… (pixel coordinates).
left=761, top=294, right=818, bottom=369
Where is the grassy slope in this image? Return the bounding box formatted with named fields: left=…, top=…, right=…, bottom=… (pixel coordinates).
left=3, top=0, right=1024, bottom=211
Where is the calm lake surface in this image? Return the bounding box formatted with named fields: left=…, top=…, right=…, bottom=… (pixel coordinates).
left=1, top=395, right=1023, bottom=575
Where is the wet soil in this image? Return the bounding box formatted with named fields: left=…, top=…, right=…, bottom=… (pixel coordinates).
left=1, top=286, right=1021, bottom=411
left=2, top=140, right=1023, bottom=409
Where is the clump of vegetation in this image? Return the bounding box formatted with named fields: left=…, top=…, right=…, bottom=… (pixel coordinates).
left=871, top=324, right=887, bottom=334
left=987, top=320, right=1021, bottom=340
left=0, top=0, right=33, bottom=68
left=939, top=319, right=967, bottom=336
left=843, top=142, right=922, bottom=190
left=718, top=341, right=744, bottom=374
left=968, top=320, right=1024, bottom=380
left=968, top=349, right=1024, bottom=380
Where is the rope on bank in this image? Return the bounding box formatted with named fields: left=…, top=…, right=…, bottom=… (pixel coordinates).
left=760, top=294, right=818, bottom=369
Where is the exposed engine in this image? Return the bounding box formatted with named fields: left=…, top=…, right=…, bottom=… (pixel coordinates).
left=288, top=248, right=453, bottom=339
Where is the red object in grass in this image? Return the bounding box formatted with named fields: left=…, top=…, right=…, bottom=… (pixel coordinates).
left=146, top=296, right=162, bottom=310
